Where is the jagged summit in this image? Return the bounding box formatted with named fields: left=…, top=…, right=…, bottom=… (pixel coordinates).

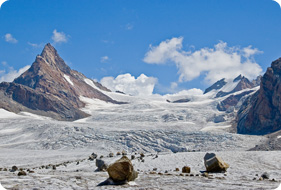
left=204, top=75, right=260, bottom=98
left=0, top=43, right=121, bottom=121
left=40, top=43, right=71, bottom=74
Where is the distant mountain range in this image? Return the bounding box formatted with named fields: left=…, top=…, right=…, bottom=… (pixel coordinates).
left=0, top=43, right=280, bottom=136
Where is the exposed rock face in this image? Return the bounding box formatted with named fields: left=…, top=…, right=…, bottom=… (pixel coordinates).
left=0, top=43, right=122, bottom=121
left=204, top=153, right=229, bottom=173
left=237, top=58, right=281, bottom=135
left=107, top=156, right=138, bottom=182
left=217, top=90, right=254, bottom=111
left=204, top=79, right=227, bottom=94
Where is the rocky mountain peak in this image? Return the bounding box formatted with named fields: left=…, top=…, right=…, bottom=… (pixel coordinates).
left=39, top=43, right=71, bottom=74
left=0, top=44, right=121, bottom=121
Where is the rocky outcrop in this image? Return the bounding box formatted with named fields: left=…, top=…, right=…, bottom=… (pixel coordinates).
left=217, top=90, right=254, bottom=111
left=0, top=43, right=123, bottom=121
left=204, top=79, right=227, bottom=94
left=204, top=153, right=229, bottom=173
left=237, top=58, right=281, bottom=135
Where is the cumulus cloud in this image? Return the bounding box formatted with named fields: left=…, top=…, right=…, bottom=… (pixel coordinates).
left=0, top=64, right=30, bottom=82
left=143, top=37, right=263, bottom=84
left=4, top=33, right=18, bottom=44
left=100, top=56, right=109, bottom=63
left=52, top=29, right=68, bottom=44
left=100, top=73, right=158, bottom=96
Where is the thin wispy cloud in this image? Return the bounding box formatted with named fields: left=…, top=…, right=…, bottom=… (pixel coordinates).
left=4, top=33, right=18, bottom=44
left=100, top=73, right=158, bottom=96
left=100, top=56, right=109, bottom=63
left=126, top=23, right=134, bottom=30
left=27, top=42, right=43, bottom=48
left=144, top=37, right=263, bottom=84
left=52, top=29, right=68, bottom=44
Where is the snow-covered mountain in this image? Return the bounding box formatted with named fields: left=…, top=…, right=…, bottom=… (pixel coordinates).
left=204, top=74, right=260, bottom=98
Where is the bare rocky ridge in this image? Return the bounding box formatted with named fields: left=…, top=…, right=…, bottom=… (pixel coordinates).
left=0, top=43, right=122, bottom=121
left=237, top=57, right=281, bottom=135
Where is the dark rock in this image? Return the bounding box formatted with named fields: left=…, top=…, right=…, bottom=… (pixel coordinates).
left=261, top=172, right=270, bottom=179
left=11, top=166, right=18, bottom=172
left=182, top=166, right=191, bottom=173
left=96, top=159, right=108, bottom=171
left=204, top=78, right=227, bottom=94
left=169, top=99, right=190, bottom=103
left=131, top=155, right=135, bottom=160
left=18, top=171, right=27, bottom=176
left=109, top=153, right=114, bottom=157
left=213, top=115, right=226, bottom=123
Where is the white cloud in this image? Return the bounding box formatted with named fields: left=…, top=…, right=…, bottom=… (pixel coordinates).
left=170, top=88, right=204, bottom=96
left=0, top=65, right=30, bottom=82
left=4, top=33, right=18, bottom=44
left=52, top=29, right=68, bottom=44
left=100, top=56, right=109, bottom=63
left=170, top=82, right=178, bottom=90
left=27, top=42, right=43, bottom=48
left=143, top=37, right=263, bottom=84
left=100, top=73, right=158, bottom=96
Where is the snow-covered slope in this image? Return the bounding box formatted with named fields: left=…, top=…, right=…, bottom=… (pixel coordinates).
left=0, top=73, right=278, bottom=189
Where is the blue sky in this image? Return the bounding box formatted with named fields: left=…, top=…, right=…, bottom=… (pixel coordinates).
left=0, top=0, right=281, bottom=95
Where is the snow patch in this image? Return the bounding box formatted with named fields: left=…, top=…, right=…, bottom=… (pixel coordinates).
left=0, top=109, right=20, bottom=118
left=63, top=74, right=74, bottom=86
left=277, top=136, right=281, bottom=139
left=201, top=125, right=231, bottom=132
left=220, top=79, right=239, bottom=93
left=84, top=78, right=99, bottom=90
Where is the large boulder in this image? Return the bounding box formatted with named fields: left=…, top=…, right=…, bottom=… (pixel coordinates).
left=107, top=156, right=138, bottom=182
left=204, top=153, right=229, bottom=173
